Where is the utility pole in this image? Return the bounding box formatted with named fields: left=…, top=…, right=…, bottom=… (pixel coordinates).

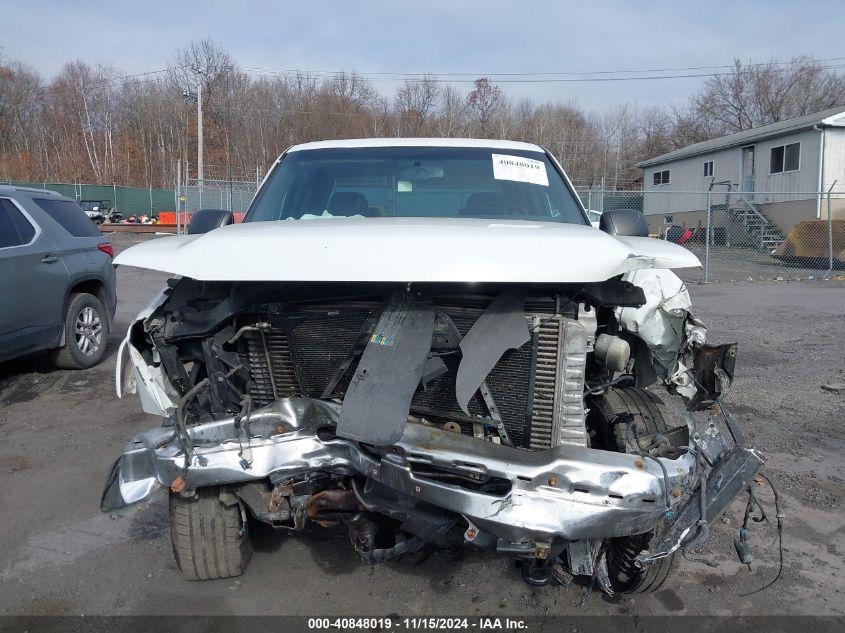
left=197, top=71, right=204, bottom=185
left=176, top=161, right=181, bottom=235
left=181, top=69, right=205, bottom=187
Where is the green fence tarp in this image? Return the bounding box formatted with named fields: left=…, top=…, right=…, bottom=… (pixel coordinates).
left=1, top=181, right=175, bottom=218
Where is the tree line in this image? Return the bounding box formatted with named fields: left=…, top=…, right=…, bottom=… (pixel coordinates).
left=1, top=39, right=844, bottom=190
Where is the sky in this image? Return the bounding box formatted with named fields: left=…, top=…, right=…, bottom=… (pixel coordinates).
left=2, top=0, right=843, bottom=112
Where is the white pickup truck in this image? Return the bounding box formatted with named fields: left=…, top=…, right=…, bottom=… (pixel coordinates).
left=102, top=138, right=762, bottom=593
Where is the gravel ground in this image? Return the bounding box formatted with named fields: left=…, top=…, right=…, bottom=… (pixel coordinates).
left=0, top=233, right=843, bottom=617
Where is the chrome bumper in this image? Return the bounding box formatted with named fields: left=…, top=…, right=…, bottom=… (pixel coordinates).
left=103, top=397, right=706, bottom=542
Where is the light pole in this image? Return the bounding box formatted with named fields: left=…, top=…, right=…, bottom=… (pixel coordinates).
left=181, top=69, right=205, bottom=185
left=196, top=71, right=203, bottom=185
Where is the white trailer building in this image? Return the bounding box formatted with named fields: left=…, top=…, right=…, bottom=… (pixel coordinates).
left=637, top=105, right=845, bottom=248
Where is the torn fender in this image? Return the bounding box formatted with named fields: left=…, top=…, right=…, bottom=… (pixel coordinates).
left=615, top=269, right=700, bottom=379
left=115, top=287, right=176, bottom=416
left=125, top=342, right=178, bottom=416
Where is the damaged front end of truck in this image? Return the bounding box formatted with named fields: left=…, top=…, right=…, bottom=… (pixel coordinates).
left=103, top=254, right=762, bottom=592
left=101, top=139, right=764, bottom=591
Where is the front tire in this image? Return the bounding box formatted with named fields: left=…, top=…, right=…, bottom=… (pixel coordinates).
left=169, top=488, right=253, bottom=581
left=587, top=387, right=677, bottom=593
left=50, top=292, right=109, bottom=369
left=587, top=386, right=671, bottom=453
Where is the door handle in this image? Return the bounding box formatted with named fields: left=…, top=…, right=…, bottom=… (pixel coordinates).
left=41, top=255, right=58, bottom=264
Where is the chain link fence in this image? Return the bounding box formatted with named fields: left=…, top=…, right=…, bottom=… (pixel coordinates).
left=575, top=187, right=845, bottom=283
left=182, top=178, right=259, bottom=215
left=7, top=173, right=842, bottom=283
left=176, top=163, right=262, bottom=230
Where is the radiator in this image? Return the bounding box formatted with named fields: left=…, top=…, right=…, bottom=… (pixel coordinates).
left=240, top=300, right=594, bottom=449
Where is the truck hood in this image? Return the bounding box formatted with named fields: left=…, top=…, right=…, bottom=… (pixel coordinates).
left=114, top=217, right=700, bottom=283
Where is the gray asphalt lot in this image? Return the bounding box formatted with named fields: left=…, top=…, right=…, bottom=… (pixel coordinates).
left=1, top=233, right=843, bottom=616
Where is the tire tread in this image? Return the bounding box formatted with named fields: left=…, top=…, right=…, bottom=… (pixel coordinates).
left=50, top=292, right=109, bottom=370
left=587, top=387, right=677, bottom=594
left=169, top=488, right=252, bottom=581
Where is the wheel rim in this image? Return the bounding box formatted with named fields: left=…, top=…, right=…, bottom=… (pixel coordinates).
left=74, top=306, right=102, bottom=356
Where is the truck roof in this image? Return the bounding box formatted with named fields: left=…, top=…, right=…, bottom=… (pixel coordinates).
left=286, top=137, right=546, bottom=154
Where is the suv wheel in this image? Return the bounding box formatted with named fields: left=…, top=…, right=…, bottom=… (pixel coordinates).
left=587, top=387, right=678, bottom=593
left=170, top=488, right=253, bottom=581
left=50, top=292, right=109, bottom=369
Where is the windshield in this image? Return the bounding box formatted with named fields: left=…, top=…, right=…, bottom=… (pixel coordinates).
left=246, top=146, right=587, bottom=224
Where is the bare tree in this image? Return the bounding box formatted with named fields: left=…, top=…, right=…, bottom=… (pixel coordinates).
left=169, top=38, right=236, bottom=102
left=677, top=57, right=845, bottom=141
left=0, top=60, right=42, bottom=178
left=434, top=85, right=465, bottom=137
left=394, top=76, right=441, bottom=135
left=4, top=45, right=845, bottom=191
left=465, top=78, right=504, bottom=136
left=637, top=106, right=674, bottom=160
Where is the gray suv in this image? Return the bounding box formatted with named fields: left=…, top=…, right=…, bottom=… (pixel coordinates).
left=0, top=186, right=117, bottom=368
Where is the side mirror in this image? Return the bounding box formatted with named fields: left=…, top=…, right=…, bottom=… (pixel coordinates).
left=188, top=209, right=234, bottom=235
left=599, top=208, right=649, bottom=237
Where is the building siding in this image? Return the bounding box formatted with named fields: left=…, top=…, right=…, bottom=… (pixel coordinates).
left=823, top=128, right=845, bottom=189
left=643, top=150, right=739, bottom=215
left=643, top=129, right=823, bottom=216
left=752, top=128, right=821, bottom=197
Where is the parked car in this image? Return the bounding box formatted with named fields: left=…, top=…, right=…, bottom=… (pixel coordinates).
left=0, top=186, right=116, bottom=368
left=103, top=139, right=761, bottom=594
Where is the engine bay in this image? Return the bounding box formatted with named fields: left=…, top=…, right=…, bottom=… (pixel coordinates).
left=104, top=272, right=762, bottom=591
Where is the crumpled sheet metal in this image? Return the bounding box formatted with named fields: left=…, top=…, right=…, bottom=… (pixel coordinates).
left=126, top=341, right=177, bottom=416
left=101, top=397, right=699, bottom=542
left=614, top=269, right=705, bottom=378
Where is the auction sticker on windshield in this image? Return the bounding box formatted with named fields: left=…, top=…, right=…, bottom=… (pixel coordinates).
left=491, top=154, right=549, bottom=186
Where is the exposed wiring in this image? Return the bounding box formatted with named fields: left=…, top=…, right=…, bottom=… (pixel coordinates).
left=174, top=378, right=210, bottom=477
left=681, top=466, right=718, bottom=568
left=585, top=374, right=633, bottom=395
left=626, top=420, right=670, bottom=455
left=735, top=485, right=767, bottom=570
left=743, top=488, right=768, bottom=527
left=234, top=395, right=254, bottom=470
left=673, top=446, right=717, bottom=568
left=739, top=473, right=784, bottom=596
left=621, top=418, right=673, bottom=508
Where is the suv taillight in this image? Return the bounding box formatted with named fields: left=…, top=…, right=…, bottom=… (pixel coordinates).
left=98, top=243, right=114, bottom=258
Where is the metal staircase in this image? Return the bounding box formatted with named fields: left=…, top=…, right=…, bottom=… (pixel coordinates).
left=728, top=198, right=785, bottom=251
